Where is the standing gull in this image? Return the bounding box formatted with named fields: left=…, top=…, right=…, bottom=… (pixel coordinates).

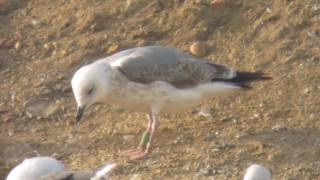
left=71, top=46, right=271, bottom=159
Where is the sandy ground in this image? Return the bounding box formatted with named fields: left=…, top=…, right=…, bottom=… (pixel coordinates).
left=0, top=0, right=320, bottom=179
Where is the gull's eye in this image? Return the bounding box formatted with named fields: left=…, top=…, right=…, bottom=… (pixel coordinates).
left=87, top=88, right=94, bottom=95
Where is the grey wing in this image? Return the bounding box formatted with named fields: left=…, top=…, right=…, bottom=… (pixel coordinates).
left=39, top=171, right=93, bottom=180
left=109, top=46, right=236, bottom=88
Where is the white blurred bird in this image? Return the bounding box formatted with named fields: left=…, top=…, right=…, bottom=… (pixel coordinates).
left=6, top=157, right=64, bottom=180
left=243, top=164, right=271, bottom=180
left=6, top=156, right=116, bottom=180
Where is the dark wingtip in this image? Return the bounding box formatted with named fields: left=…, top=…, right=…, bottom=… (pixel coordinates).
left=236, top=71, right=272, bottom=82
left=232, top=72, right=272, bottom=90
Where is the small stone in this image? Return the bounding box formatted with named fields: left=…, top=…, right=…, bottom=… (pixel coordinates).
left=40, top=88, right=52, bottom=95
left=8, top=130, right=14, bottom=136
left=249, top=113, right=260, bottom=120
left=53, top=83, right=64, bottom=91
left=52, top=42, right=58, bottom=49
left=271, top=125, right=287, bottom=131
left=90, top=24, right=96, bottom=30
left=266, top=7, right=272, bottom=13
left=197, top=168, right=212, bottom=176
left=31, top=19, right=40, bottom=26
left=61, top=49, right=67, bottom=56
left=15, top=42, right=21, bottom=49
left=43, top=43, right=51, bottom=50
left=190, top=41, right=207, bottom=57
left=198, top=105, right=212, bottom=117
left=24, top=98, right=60, bottom=118
left=307, top=30, right=320, bottom=38
left=107, top=44, right=120, bottom=54
left=123, top=135, right=134, bottom=141
left=303, top=88, right=311, bottom=94
left=3, top=116, right=11, bottom=122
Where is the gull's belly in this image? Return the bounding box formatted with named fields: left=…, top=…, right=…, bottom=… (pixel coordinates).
left=108, top=81, right=204, bottom=113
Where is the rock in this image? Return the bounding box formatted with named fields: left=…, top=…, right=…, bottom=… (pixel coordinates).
left=307, top=30, right=320, bottom=38
left=31, top=19, right=40, bottom=26
left=271, top=125, right=287, bottom=131
left=24, top=98, right=60, bottom=119
left=15, top=42, right=21, bottom=50
left=190, top=41, right=207, bottom=57
left=8, top=130, right=14, bottom=136
left=43, top=43, right=53, bottom=50
left=123, top=134, right=134, bottom=141
left=198, top=105, right=212, bottom=117
left=303, top=88, right=311, bottom=94
left=198, top=168, right=211, bottom=176
left=107, top=44, right=120, bottom=54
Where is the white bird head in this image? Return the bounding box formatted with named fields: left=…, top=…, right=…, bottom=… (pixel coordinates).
left=6, top=157, right=64, bottom=180
left=243, top=164, right=271, bottom=180
left=71, top=63, right=112, bottom=122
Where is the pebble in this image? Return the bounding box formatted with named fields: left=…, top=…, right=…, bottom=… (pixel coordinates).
left=271, top=125, right=287, bottom=131
left=107, top=44, right=120, bottom=54
left=43, top=43, right=52, bottom=50
left=15, top=42, right=21, bottom=49
left=266, top=7, right=272, bottom=13
left=24, top=99, right=60, bottom=118
left=303, top=88, right=311, bottom=94
left=198, top=105, right=212, bottom=117
left=249, top=113, right=260, bottom=120
left=31, top=19, right=40, bottom=26
left=8, top=130, right=14, bottom=136
left=307, top=30, right=319, bottom=38
left=197, top=167, right=212, bottom=176
left=190, top=41, right=207, bottom=57
left=123, top=135, right=134, bottom=141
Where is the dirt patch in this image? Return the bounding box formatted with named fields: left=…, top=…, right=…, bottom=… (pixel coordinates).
left=1, top=0, right=320, bottom=179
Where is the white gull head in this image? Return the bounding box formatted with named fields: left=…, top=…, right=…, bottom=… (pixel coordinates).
left=243, top=164, right=271, bottom=180
left=71, top=63, right=112, bottom=121
left=6, top=157, right=64, bottom=180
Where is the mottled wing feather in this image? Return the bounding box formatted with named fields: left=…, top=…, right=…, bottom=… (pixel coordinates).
left=108, top=46, right=235, bottom=88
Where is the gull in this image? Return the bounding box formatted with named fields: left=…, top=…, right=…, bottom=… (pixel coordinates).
left=6, top=156, right=116, bottom=180
left=6, top=157, right=64, bottom=180
left=243, top=164, right=271, bottom=180
left=39, top=163, right=116, bottom=180
left=71, top=46, right=271, bottom=159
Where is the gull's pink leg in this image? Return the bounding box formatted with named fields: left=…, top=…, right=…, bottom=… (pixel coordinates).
left=118, top=114, right=153, bottom=156
left=129, top=114, right=158, bottom=160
